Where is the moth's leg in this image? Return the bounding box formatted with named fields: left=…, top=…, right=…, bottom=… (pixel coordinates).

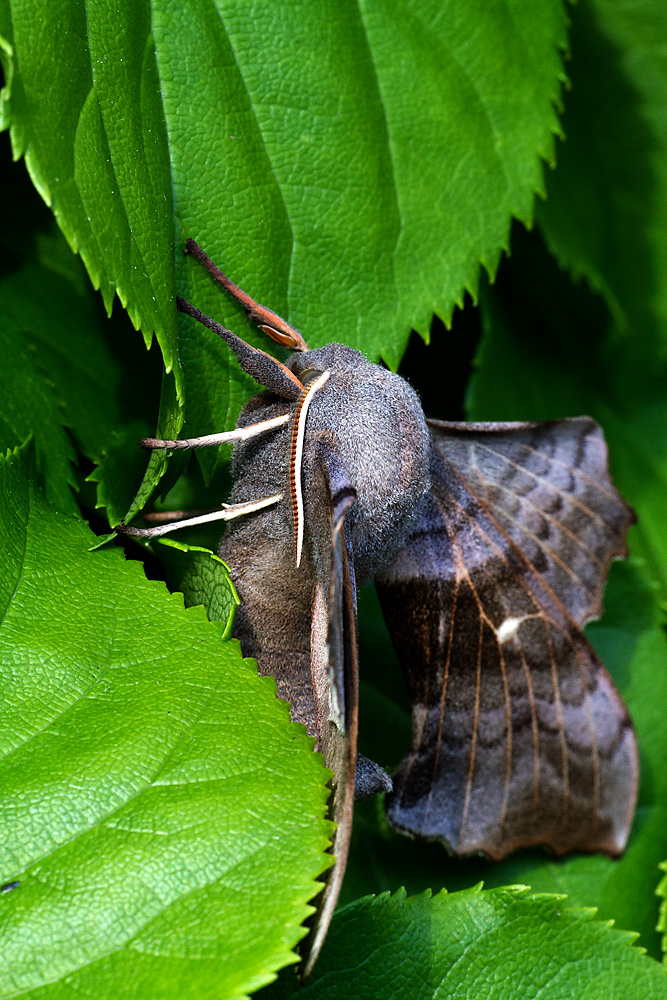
left=184, top=238, right=309, bottom=352
left=355, top=754, right=392, bottom=800
left=116, top=494, right=282, bottom=539
left=141, top=413, right=289, bottom=451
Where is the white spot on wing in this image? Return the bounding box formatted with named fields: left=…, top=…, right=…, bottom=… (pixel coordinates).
left=496, top=615, right=535, bottom=644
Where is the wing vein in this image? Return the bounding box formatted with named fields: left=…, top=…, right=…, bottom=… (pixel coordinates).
left=444, top=522, right=514, bottom=849
left=469, top=435, right=620, bottom=501
left=459, top=595, right=483, bottom=848
left=432, top=484, right=577, bottom=838
left=544, top=621, right=570, bottom=830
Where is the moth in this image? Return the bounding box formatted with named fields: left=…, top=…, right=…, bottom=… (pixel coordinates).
left=122, top=241, right=638, bottom=975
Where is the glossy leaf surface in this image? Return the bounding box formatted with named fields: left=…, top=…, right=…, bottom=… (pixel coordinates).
left=264, top=887, right=667, bottom=999
left=0, top=0, right=567, bottom=488
left=0, top=445, right=330, bottom=999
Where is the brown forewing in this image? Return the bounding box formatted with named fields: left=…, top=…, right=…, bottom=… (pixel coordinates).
left=375, top=421, right=638, bottom=859
left=298, top=437, right=359, bottom=978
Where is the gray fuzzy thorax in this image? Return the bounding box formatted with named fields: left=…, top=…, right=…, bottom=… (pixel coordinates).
left=227, top=343, right=431, bottom=582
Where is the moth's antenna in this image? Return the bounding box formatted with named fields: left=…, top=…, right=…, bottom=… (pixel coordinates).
left=177, top=297, right=304, bottom=401
left=184, top=239, right=309, bottom=352
left=290, top=371, right=331, bottom=567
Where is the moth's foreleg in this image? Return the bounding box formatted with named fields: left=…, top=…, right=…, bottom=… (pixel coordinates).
left=115, top=494, right=282, bottom=539
left=184, top=238, right=309, bottom=352
left=140, top=413, right=289, bottom=451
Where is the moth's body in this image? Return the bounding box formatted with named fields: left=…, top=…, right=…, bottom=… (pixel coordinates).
left=219, top=342, right=637, bottom=860
left=132, top=241, right=638, bottom=976
left=220, top=344, right=431, bottom=751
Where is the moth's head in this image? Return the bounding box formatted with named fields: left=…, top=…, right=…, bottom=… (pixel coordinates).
left=177, top=251, right=429, bottom=575
left=287, top=342, right=376, bottom=383
left=191, top=297, right=431, bottom=576
left=288, top=344, right=432, bottom=580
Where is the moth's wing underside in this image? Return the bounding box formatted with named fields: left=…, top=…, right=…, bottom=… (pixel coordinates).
left=375, top=419, right=638, bottom=859
left=300, top=439, right=359, bottom=977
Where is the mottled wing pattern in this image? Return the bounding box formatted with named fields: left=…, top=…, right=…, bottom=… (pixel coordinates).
left=375, top=422, right=638, bottom=859
left=429, top=418, right=634, bottom=624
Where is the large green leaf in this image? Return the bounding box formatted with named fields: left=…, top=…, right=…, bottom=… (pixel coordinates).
left=538, top=0, right=667, bottom=351
left=0, top=444, right=331, bottom=998
left=0, top=0, right=568, bottom=491
left=263, top=887, right=667, bottom=999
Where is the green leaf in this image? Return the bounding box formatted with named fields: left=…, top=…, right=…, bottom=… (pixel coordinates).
left=263, top=887, right=667, bottom=999
left=656, top=862, right=667, bottom=961
left=0, top=0, right=177, bottom=374
left=158, top=538, right=240, bottom=638
left=115, top=372, right=189, bottom=529
left=0, top=256, right=121, bottom=455
left=0, top=443, right=331, bottom=998
left=87, top=422, right=155, bottom=529
left=0, top=256, right=122, bottom=513
left=0, top=237, right=176, bottom=527
left=1, top=0, right=569, bottom=487
left=0, top=305, right=76, bottom=514
left=538, top=0, right=667, bottom=350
